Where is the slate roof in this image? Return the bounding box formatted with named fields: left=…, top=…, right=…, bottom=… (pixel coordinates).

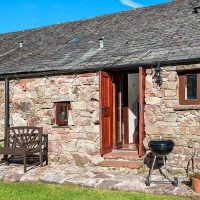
left=0, top=0, right=200, bottom=76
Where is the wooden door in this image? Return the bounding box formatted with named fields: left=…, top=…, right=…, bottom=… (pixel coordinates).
left=123, top=74, right=129, bottom=145
left=113, top=75, right=123, bottom=148
left=139, top=67, right=145, bottom=157
left=99, top=71, right=113, bottom=155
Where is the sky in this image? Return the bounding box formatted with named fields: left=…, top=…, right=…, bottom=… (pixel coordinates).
left=0, top=0, right=170, bottom=34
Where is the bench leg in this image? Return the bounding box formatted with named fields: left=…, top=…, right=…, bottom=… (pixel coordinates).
left=45, top=153, right=48, bottom=166
left=39, top=149, right=43, bottom=167
left=23, top=154, right=26, bottom=173
left=3, top=155, right=8, bottom=165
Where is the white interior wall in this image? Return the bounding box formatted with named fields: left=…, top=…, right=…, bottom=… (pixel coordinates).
left=128, top=73, right=139, bottom=143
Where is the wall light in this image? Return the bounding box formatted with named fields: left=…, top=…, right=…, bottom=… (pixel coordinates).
left=154, top=62, right=162, bottom=86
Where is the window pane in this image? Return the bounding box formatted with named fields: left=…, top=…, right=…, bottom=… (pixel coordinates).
left=185, top=74, right=197, bottom=99
left=59, top=106, right=68, bottom=121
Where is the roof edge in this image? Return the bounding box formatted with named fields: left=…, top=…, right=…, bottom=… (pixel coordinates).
left=0, top=57, right=200, bottom=80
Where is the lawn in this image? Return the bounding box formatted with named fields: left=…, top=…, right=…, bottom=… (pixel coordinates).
left=0, top=181, right=190, bottom=200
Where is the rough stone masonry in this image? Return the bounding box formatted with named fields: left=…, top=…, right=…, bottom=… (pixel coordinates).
left=0, top=63, right=200, bottom=172
left=0, top=72, right=103, bottom=167
left=144, top=63, right=200, bottom=172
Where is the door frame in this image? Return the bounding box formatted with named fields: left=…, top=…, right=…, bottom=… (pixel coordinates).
left=139, top=67, right=145, bottom=156
left=99, top=68, right=145, bottom=156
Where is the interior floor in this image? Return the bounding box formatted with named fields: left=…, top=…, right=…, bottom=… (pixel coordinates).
left=113, top=143, right=138, bottom=151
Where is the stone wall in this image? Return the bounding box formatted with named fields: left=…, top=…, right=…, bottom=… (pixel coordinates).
left=144, top=64, right=200, bottom=172
left=0, top=72, right=102, bottom=166
left=1, top=64, right=200, bottom=172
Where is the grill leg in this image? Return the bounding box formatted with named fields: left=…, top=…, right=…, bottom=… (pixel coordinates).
left=166, top=155, right=174, bottom=178
left=146, top=155, right=157, bottom=186
left=166, top=155, right=178, bottom=187
left=163, top=155, right=167, bottom=178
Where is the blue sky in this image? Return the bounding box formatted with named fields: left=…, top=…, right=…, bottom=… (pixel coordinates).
left=0, top=0, right=170, bottom=34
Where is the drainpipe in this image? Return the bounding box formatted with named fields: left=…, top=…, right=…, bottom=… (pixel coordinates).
left=5, top=77, right=9, bottom=128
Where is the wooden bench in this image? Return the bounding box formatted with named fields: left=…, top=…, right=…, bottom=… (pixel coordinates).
left=0, top=126, right=43, bottom=173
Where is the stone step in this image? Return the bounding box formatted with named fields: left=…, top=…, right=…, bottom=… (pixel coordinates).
left=99, top=160, right=143, bottom=169
left=103, top=151, right=141, bottom=160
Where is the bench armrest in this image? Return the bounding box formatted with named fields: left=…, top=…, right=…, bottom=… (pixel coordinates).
left=0, top=139, right=5, bottom=142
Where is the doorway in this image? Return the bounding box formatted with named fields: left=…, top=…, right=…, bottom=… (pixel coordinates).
left=100, top=67, right=145, bottom=156
left=113, top=73, right=139, bottom=151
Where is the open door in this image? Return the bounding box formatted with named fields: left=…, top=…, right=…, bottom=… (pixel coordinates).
left=99, top=71, right=113, bottom=155
left=139, top=67, right=145, bottom=157
left=113, top=75, right=123, bottom=149
left=123, top=74, right=129, bottom=145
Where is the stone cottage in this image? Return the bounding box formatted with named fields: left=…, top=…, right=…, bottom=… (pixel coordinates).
left=0, top=0, right=200, bottom=173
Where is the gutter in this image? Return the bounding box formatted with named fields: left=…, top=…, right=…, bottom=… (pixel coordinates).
left=0, top=57, right=200, bottom=80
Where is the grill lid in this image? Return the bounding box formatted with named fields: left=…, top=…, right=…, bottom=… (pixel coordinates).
left=148, top=139, right=175, bottom=155
left=148, top=140, right=174, bottom=148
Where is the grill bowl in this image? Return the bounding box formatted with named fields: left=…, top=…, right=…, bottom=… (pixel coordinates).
left=148, top=140, right=174, bottom=155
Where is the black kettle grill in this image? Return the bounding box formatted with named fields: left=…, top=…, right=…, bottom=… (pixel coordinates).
left=145, top=134, right=178, bottom=187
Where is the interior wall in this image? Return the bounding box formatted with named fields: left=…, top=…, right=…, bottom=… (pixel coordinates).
left=128, top=73, right=139, bottom=143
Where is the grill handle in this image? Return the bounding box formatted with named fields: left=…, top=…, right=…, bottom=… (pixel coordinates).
left=159, top=133, right=163, bottom=141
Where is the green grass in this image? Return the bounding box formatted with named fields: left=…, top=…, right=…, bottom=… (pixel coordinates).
left=0, top=181, right=189, bottom=200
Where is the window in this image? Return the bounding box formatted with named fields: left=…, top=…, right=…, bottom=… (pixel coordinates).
left=179, top=71, right=200, bottom=105
left=56, top=102, right=71, bottom=125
